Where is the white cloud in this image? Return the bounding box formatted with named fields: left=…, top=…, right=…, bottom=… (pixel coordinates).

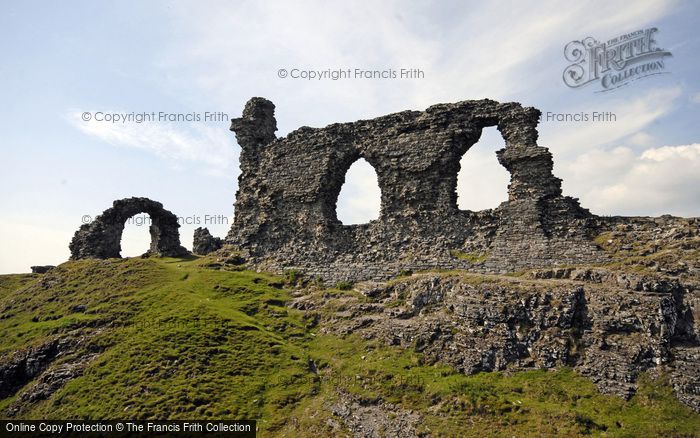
left=627, top=131, right=656, bottom=148
left=642, top=143, right=700, bottom=161
left=67, top=111, right=237, bottom=177
left=564, top=143, right=700, bottom=216
left=540, top=86, right=688, bottom=211
left=691, top=92, right=700, bottom=104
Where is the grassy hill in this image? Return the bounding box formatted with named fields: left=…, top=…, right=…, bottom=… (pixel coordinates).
left=1, top=256, right=699, bottom=437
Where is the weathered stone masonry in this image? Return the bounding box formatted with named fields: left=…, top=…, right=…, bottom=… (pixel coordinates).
left=226, top=97, right=607, bottom=281
left=70, top=197, right=188, bottom=260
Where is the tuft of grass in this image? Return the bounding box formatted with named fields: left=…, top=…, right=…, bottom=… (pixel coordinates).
left=449, top=250, right=489, bottom=263
left=284, top=269, right=303, bottom=284
left=334, top=281, right=353, bottom=291
left=398, top=269, right=413, bottom=277
left=0, top=273, right=36, bottom=298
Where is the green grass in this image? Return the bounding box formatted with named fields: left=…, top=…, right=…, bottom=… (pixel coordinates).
left=1, top=257, right=699, bottom=436
left=592, top=227, right=700, bottom=278
left=0, top=257, right=313, bottom=430
left=449, top=250, right=489, bottom=263
left=284, top=334, right=700, bottom=437
left=0, top=273, right=35, bottom=298
left=334, top=281, right=353, bottom=291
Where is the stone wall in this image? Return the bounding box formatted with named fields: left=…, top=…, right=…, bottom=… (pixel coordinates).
left=192, top=227, right=224, bottom=255
left=226, top=98, right=607, bottom=282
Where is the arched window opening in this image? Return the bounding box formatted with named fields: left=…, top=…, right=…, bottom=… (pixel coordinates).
left=336, top=158, right=381, bottom=225
left=457, top=126, right=509, bottom=211
left=120, top=213, right=152, bottom=257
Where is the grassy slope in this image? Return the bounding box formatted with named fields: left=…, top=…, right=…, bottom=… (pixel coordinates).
left=0, top=257, right=698, bottom=437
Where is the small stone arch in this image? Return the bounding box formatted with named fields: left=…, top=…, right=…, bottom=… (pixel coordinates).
left=69, top=197, right=189, bottom=259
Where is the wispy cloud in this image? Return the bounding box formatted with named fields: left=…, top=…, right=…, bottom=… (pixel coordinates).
left=538, top=86, right=685, bottom=207
left=67, top=110, right=237, bottom=177
left=542, top=87, right=683, bottom=157
left=159, top=0, right=677, bottom=111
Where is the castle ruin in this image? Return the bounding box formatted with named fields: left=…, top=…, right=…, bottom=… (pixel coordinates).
left=226, top=97, right=606, bottom=281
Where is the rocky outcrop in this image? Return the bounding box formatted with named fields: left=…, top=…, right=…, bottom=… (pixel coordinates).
left=5, top=353, right=97, bottom=417
left=30, top=266, right=55, bottom=274
left=226, top=98, right=605, bottom=282
left=329, top=392, right=421, bottom=438
left=0, top=340, right=60, bottom=399
left=192, top=227, right=224, bottom=255
left=0, top=334, right=100, bottom=417
left=293, top=259, right=700, bottom=410
left=69, top=197, right=189, bottom=259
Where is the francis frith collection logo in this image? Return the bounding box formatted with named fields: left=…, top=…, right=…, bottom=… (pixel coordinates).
left=563, top=27, right=672, bottom=92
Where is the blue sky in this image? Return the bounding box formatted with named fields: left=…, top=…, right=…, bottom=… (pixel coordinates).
left=1, top=0, right=699, bottom=273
